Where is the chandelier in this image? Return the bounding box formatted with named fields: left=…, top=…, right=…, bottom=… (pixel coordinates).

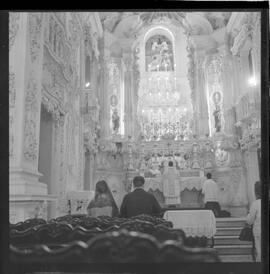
left=138, top=70, right=193, bottom=141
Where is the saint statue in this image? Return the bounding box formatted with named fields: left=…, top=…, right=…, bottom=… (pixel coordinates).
left=112, top=109, right=120, bottom=133
left=162, top=160, right=181, bottom=205
left=213, top=105, right=221, bottom=132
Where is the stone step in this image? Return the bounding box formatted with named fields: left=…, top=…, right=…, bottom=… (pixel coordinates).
left=219, top=254, right=254, bottom=262
left=216, top=218, right=246, bottom=228
left=215, top=227, right=242, bottom=236
left=212, top=235, right=252, bottom=246
left=215, top=244, right=253, bottom=255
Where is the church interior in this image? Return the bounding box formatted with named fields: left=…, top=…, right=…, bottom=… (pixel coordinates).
left=9, top=11, right=262, bottom=267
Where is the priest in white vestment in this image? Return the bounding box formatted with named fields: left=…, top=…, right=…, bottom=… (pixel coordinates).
left=162, top=160, right=181, bottom=205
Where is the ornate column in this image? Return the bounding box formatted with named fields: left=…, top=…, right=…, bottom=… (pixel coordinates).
left=123, top=49, right=134, bottom=138
left=9, top=13, right=46, bottom=196
left=98, top=40, right=110, bottom=139
left=193, top=50, right=209, bottom=137
left=132, top=48, right=140, bottom=140
left=239, top=121, right=260, bottom=206
left=9, top=13, right=58, bottom=222
left=219, top=46, right=237, bottom=136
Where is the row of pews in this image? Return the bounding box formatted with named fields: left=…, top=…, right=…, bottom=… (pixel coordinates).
left=10, top=214, right=220, bottom=272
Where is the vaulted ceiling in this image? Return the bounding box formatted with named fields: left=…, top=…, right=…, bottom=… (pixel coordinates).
left=98, top=12, right=232, bottom=39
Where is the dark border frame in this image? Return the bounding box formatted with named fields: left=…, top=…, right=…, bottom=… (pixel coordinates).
left=1, top=2, right=269, bottom=274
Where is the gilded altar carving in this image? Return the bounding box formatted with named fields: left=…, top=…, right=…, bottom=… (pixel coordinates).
left=28, top=13, right=43, bottom=63
left=9, top=12, right=20, bottom=51
left=23, top=75, right=39, bottom=161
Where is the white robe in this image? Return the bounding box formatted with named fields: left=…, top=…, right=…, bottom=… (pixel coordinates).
left=163, top=167, right=181, bottom=205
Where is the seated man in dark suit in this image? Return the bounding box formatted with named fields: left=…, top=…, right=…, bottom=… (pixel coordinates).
left=120, top=176, right=162, bottom=218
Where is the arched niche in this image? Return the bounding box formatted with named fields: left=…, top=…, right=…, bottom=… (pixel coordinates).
left=135, top=26, right=176, bottom=74
left=145, top=34, right=174, bottom=72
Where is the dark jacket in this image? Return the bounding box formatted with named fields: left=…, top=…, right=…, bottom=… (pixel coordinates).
left=120, top=188, right=162, bottom=218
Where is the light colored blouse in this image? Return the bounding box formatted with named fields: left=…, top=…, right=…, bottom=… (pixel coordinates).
left=202, top=179, right=218, bottom=202
left=246, top=199, right=261, bottom=234
left=88, top=206, right=113, bottom=217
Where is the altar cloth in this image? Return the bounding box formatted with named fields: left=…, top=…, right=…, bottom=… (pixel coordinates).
left=145, top=177, right=204, bottom=192
left=163, top=210, right=216, bottom=237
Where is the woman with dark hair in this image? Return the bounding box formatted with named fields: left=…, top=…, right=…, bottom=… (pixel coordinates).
left=87, top=180, right=119, bottom=217
left=246, top=181, right=261, bottom=262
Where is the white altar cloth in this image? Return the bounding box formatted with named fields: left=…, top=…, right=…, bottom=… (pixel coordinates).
left=145, top=177, right=204, bottom=192
left=163, top=210, right=216, bottom=237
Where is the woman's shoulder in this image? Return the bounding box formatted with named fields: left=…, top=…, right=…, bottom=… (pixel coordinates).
left=251, top=199, right=261, bottom=208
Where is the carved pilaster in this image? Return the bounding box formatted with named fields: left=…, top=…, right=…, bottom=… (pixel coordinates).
left=9, top=12, right=46, bottom=196
left=9, top=12, right=20, bottom=51
left=123, top=51, right=134, bottom=137
left=98, top=51, right=111, bottom=139
left=193, top=50, right=209, bottom=137
left=9, top=69, right=16, bottom=159
left=23, top=74, right=39, bottom=161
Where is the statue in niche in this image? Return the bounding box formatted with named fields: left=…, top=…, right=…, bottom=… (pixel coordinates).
left=212, top=91, right=222, bottom=105
left=112, top=108, right=120, bottom=133
left=213, top=105, right=222, bottom=133
left=212, top=91, right=222, bottom=133
left=110, top=94, right=118, bottom=107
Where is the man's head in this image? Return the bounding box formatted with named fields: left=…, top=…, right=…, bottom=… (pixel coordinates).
left=133, top=176, right=145, bottom=188
left=206, top=173, right=212, bottom=179
left=168, top=161, right=174, bottom=167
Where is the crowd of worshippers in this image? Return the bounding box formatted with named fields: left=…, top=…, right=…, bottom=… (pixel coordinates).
left=87, top=174, right=228, bottom=218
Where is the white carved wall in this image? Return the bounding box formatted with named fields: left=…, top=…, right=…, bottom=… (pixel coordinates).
left=9, top=12, right=101, bottom=220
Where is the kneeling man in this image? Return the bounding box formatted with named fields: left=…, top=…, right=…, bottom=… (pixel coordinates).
left=202, top=173, right=221, bottom=217
left=120, top=176, right=162, bottom=218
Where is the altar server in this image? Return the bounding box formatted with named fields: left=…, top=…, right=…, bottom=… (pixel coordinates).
left=202, top=173, right=220, bottom=217
left=120, top=176, right=162, bottom=218
left=246, top=181, right=261, bottom=262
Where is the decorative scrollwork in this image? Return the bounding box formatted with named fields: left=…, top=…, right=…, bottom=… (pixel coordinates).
left=23, top=75, right=39, bottom=161
left=9, top=12, right=20, bottom=51
left=28, top=13, right=43, bottom=63
left=9, top=70, right=16, bottom=158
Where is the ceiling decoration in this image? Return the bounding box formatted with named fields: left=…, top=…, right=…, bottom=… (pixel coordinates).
left=140, top=12, right=186, bottom=24
left=97, top=12, right=232, bottom=40
left=203, top=12, right=232, bottom=30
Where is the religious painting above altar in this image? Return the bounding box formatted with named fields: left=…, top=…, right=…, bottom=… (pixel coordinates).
left=145, top=34, right=174, bottom=72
